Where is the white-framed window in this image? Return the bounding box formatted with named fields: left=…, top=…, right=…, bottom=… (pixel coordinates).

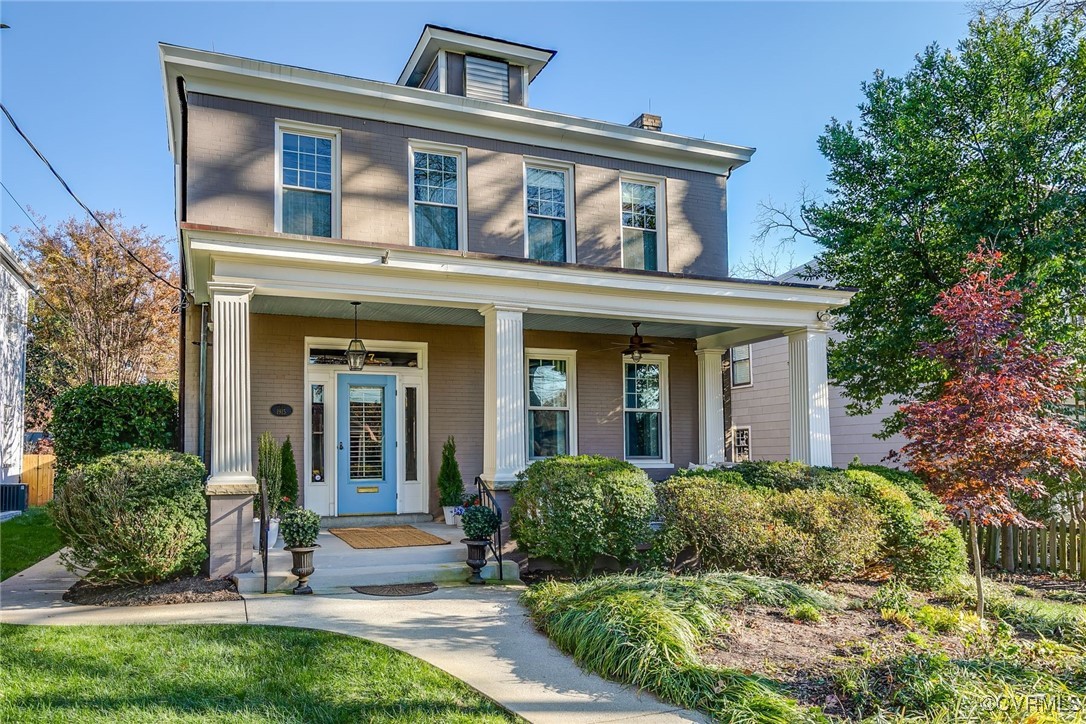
left=409, top=141, right=467, bottom=251
left=733, top=426, right=752, bottom=462
left=526, top=349, right=577, bottom=459
left=275, top=121, right=341, bottom=238
left=524, top=159, right=575, bottom=263
left=730, top=345, right=752, bottom=387
left=620, top=174, right=666, bottom=271
left=623, top=354, right=670, bottom=465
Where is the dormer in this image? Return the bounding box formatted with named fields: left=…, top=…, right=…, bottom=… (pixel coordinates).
left=398, top=25, right=556, bottom=107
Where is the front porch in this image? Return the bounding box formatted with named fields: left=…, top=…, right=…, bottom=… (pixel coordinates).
left=183, top=225, right=853, bottom=579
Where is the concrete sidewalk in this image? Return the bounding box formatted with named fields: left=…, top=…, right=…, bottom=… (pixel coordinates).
left=1, top=554, right=703, bottom=724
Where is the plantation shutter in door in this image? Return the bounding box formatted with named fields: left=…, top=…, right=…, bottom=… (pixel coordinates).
left=464, top=56, right=510, bottom=103
left=349, top=386, right=384, bottom=479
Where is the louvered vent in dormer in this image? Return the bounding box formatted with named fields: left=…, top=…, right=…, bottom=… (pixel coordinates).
left=464, top=56, right=509, bottom=103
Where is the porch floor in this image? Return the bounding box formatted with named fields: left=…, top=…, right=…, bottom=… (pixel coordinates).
left=238, top=522, right=519, bottom=593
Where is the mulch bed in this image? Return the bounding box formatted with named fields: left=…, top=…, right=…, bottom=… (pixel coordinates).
left=64, top=576, right=242, bottom=607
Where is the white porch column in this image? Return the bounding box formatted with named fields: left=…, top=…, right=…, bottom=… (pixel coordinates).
left=207, top=282, right=257, bottom=489
left=481, top=304, right=528, bottom=487
left=787, top=327, right=833, bottom=467
left=695, top=348, right=727, bottom=465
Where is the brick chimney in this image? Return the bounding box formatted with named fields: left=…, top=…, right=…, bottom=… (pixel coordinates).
left=629, top=113, right=662, bottom=132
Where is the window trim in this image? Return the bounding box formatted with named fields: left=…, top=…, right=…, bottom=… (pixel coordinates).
left=732, top=425, right=752, bottom=462
left=274, top=119, right=341, bottom=238
left=621, top=352, right=671, bottom=467
left=522, top=157, right=576, bottom=263
left=408, top=139, right=468, bottom=251
left=730, top=344, right=753, bottom=388
left=525, top=348, right=578, bottom=460
left=618, top=172, right=667, bottom=272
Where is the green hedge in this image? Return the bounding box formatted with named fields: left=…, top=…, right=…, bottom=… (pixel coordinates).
left=51, top=449, right=207, bottom=585
left=51, top=383, right=177, bottom=471
left=510, top=455, right=656, bottom=577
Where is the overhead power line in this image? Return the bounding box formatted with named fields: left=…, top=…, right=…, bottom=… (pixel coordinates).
left=1, top=179, right=50, bottom=239
left=1, top=102, right=190, bottom=301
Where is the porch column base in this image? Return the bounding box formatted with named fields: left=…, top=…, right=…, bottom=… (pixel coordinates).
left=206, top=486, right=257, bottom=579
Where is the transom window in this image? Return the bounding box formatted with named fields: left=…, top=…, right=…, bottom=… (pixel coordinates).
left=278, top=127, right=338, bottom=237
left=624, top=358, right=668, bottom=461
left=411, top=145, right=464, bottom=250
left=731, top=345, right=752, bottom=387
left=525, top=164, right=573, bottom=262
left=526, top=351, right=576, bottom=458
left=621, top=179, right=663, bottom=271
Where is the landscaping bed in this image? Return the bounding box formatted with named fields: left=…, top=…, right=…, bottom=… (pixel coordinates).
left=63, top=576, right=242, bottom=607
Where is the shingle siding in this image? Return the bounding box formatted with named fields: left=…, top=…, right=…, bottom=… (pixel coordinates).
left=186, top=93, right=729, bottom=277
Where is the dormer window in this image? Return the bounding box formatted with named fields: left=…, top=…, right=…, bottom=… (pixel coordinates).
left=464, top=56, right=509, bottom=103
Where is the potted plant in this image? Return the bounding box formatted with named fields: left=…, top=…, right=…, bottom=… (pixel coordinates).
left=454, top=492, right=482, bottom=526
left=280, top=506, right=322, bottom=595
left=460, top=505, right=500, bottom=585
left=437, top=436, right=464, bottom=525
left=254, top=432, right=283, bottom=548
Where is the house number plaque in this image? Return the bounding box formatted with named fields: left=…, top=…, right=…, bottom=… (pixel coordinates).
left=270, top=404, right=293, bottom=417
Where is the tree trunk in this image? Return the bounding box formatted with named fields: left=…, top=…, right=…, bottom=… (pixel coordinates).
left=970, top=519, right=985, bottom=622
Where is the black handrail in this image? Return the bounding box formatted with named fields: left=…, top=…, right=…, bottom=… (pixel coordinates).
left=475, top=476, right=504, bottom=581
left=258, top=476, right=269, bottom=594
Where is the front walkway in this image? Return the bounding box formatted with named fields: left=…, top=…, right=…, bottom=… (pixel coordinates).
left=1, top=554, right=702, bottom=724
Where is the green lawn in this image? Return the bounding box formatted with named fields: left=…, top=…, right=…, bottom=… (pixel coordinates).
left=1, top=507, right=62, bottom=581
left=0, top=624, right=518, bottom=723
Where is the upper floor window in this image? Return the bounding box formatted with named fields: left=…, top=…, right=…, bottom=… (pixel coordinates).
left=525, top=162, right=574, bottom=263
left=276, top=123, right=340, bottom=237
left=624, top=355, right=670, bottom=464
left=621, top=176, right=666, bottom=271
left=410, top=142, right=466, bottom=250
left=465, top=56, right=509, bottom=103
left=731, top=345, right=752, bottom=387
left=526, top=350, right=577, bottom=459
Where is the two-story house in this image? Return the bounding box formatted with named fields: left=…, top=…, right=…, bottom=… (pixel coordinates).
left=160, top=26, right=853, bottom=577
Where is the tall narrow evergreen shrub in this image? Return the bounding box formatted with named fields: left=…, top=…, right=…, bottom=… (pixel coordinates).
left=437, top=437, right=464, bottom=508
left=280, top=436, right=299, bottom=511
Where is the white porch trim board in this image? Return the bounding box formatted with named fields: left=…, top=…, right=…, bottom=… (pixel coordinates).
left=695, top=348, right=727, bottom=465
left=481, top=304, right=528, bottom=487
left=787, top=328, right=833, bottom=467
left=207, top=282, right=258, bottom=491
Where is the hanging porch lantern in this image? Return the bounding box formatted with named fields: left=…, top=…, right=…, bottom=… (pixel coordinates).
left=346, top=301, right=368, bottom=371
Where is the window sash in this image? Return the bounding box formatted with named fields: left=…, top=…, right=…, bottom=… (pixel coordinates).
left=412, top=148, right=462, bottom=249
left=731, top=345, right=752, bottom=386
left=279, top=128, right=336, bottom=238
left=623, top=361, right=664, bottom=460
left=527, top=355, right=573, bottom=459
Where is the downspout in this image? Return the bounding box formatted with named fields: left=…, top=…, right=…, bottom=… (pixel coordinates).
left=176, top=74, right=191, bottom=453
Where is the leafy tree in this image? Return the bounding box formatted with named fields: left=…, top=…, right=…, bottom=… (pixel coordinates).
left=899, top=248, right=1085, bottom=619
left=19, top=212, right=179, bottom=429
left=759, top=14, right=1086, bottom=432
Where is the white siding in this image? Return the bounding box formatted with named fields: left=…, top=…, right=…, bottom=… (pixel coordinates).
left=464, top=56, right=509, bottom=103
left=0, top=240, right=30, bottom=486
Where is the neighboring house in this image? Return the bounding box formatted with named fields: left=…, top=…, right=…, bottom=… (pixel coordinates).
left=160, top=26, right=853, bottom=577
left=729, top=264, right=906, bottom=468
left=0, top=233, right=32, bottom=486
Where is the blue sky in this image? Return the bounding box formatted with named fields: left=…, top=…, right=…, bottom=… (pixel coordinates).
left=1, top=1, right=974, bottom=267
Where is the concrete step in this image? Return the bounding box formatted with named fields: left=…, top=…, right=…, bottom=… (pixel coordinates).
left=235, top=559, right=520, bottom=594
left=321, top=513, right=435, bottom=528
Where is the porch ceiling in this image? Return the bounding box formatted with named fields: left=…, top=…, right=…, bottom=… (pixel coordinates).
left=250, top=295, right=735, bottom=339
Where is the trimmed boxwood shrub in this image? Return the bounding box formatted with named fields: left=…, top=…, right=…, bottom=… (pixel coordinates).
left=51, top=383, right=177, bottom=471
left=51, top=449, right=207, bottom=585
left=657, top=472, right=882, bottom=581
left=510, top=455, right=656, bottom=577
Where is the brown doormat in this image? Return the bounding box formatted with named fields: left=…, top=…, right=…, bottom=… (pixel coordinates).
left=352, top=583, right=438, bottom=597
left=330, top=525, right=451, bottom=550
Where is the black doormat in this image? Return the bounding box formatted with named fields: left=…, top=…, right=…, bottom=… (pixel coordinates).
left=351, top=582, right=438, bottom=597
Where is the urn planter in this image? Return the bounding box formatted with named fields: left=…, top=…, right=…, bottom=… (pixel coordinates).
left=286, top=545, right=320, bottom=595
left=462, top=539, right=489, bottom=585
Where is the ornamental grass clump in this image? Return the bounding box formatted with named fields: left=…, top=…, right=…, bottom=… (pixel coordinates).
left=52, top=449, right=207, bottom=585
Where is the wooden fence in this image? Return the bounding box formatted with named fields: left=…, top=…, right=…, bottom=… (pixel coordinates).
left=21, top=453, right=56, bottom=506
left=964, top=520, right=1086, bottom=579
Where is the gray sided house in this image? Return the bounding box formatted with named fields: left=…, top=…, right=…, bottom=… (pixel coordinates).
left=160, top=26, right=854, bottom=577
left=0, top=233, right=32, bottom=487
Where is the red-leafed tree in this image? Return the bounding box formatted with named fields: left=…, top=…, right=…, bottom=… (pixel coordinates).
left=899, top=246, right=1085, bottom=619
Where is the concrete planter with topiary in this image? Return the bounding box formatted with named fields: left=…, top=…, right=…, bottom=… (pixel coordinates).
left=460, top=505, right=499, bottom=585
left=280, top=507, right=322, bottom=595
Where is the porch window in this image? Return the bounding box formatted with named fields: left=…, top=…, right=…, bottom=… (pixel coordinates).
left=526, top=351, right=576, bottom=458
left=311, top=384, right=325, bottom=482
left=733, top=426, right=752, bottom=462
left=411, top=142, right=466, bottom=250
left=731, top=345, right=752, bottom=387
left=624, top=356, right=668, bottom=461
left=525, top=163, right=574, bottom=262
left=621, top=177, right=665, bottom=271
left=404, top=386, right=419, bottom=482
left=277, top=123, right=339, bottom=237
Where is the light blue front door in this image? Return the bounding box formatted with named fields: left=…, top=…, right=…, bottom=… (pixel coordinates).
left=337, top=374, right=397, bottom=515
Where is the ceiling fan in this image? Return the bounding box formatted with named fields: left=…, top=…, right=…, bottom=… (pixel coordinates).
left=621, top=322, right=655, bottom=362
